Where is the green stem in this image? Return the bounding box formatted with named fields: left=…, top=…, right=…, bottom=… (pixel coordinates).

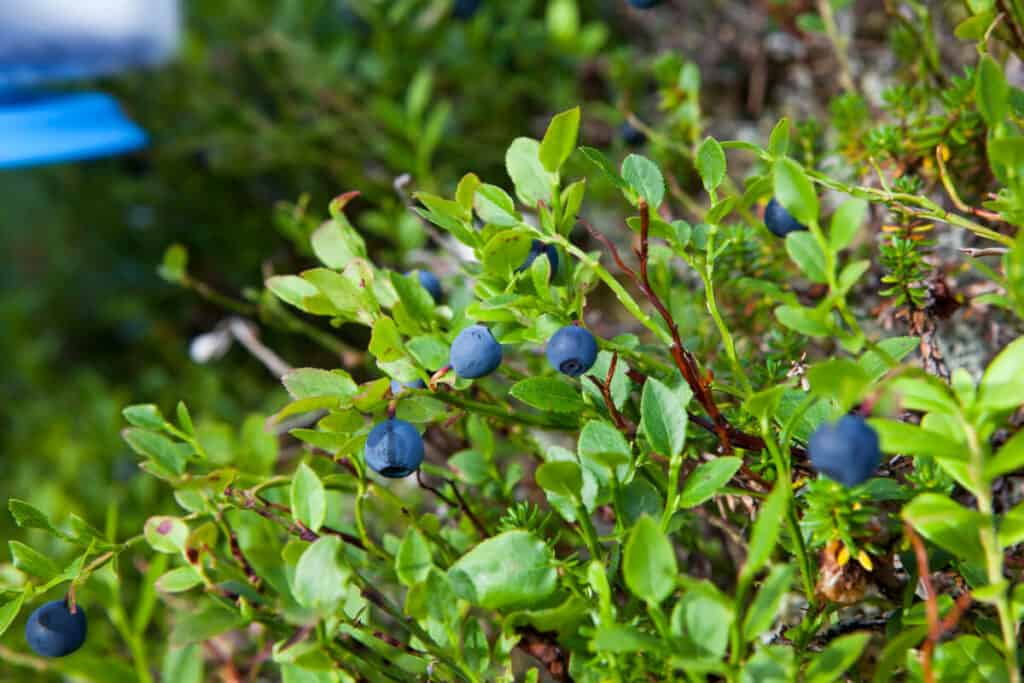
left=701, top=267, right=751, bottom=396
left=575, top=501, right=603, bottom=560
left=661, top=454, right=684, bottom=532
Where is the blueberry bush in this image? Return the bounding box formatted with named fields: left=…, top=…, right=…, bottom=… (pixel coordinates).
left=5, top=1, right=1024, bottom=682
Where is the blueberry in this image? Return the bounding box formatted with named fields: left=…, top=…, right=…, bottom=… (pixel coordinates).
left=621, top=122, right=646, bottom=147
left=25, top=600, right=87, bottom=658
left=517, top=240, right=559, bottom=278
left=453, top=0, right=481, bottom=19
left=808, top=415, right=882, bottom=487
left=764, top=198, right=808, bottom=237
left=390, top=378, right=426, bottom=395
left=628, top=0, right=663, bottom=8
left=450, top=324, right=503, bottom=379
left=406, top=270, right=442, bottom=303
left=364, top=418, right=424, bottom=478
left=547, top=326, right=599, bottom=377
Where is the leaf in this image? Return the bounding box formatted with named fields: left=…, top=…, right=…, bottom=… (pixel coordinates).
left=145, top=516, right=189, bottom=554
left=123, top=428, right=190, bottom=475
left=988, top=428, right=1024, bottom=480
left=406, top=335, right=448, bottom=371
left=671, top=583, right=734, bottom=658
left=290, top=463, right=326, bottom=534
left=829, top=198, right=868, bottom=252
left=292, top=537, right=351, bottom=610
left=579, top=146, right=630, bottom=191
left=858, top=337, right=919, bottom=381
left=640, top=378, right=688, bottom=459
left=902, top=494, right=986, bottom=565
left=8, top=499, right=61, bottom=537
left=510, top=377, right=586, bottom=413
left=773, top=158, right=818, bottom=225
left=170, top=600, right=245, bottom=647
left=406, top=568, right=458, bottom=625
left=395, top=528, right=432, bottom=587
left=868, top=419, right=968, bottom=462
left=578, top=419, right=632, bottom=470
left=976, top=55, right=1008, bottom=127
left=590, top=624, right=663, bottom=653
left=696, top=137, right=726, bottom=193
left=978, top=336, right=1024, bottom=412
left=539, top=107, right=580, bottom=173
left=474, top=184, right=522, bottom=227
left=767, top=118, right=790, bottom=156
left=390, top=271, right=437, bottom=324
left=836, top=259, right=871, bottom=295
left=998, top=501, right=1024, bottom=547
left=775, top=305, right=831, bottom=337
left=448, top=531, right=557, bottom=609
left=806, top=358, right=869, bottom=413
left=310, top=220, right=365, bottom=269
left=159, top=243, right=188, bottom=282
left=161, top=645, right=204, bottom=683
left=785, top=232, right=828, bottom=283
left=742, top=565, right=793, bottom=641
left=9, top=541, right=59, bottom=578
left=678, top=457, right=743, bottom=508
left=123, top=404, right=167, bottom=430
left=536, top=460, right=584, bottom=498
left=505, top=139, right=553, bottom=208
left=156, top=566, right=203, bottom=593
left=623, top=515, right=677, bottom=604
left=368, top=317, right=406, bottom=363
left=741, top=484, right=788, bottom=580
left=0, top=593, right=25, bottom=639
left=621, top=154, right=666, bottom=209
left=805, top=632, right=871, bottom=683
left=282, top=368, right=358, bottom=400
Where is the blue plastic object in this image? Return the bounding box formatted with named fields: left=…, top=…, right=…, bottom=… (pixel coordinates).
left=0, top=91, right=147, bottom=169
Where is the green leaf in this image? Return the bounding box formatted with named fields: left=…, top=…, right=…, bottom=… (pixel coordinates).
left=591, top=624, right=663, bottom=653
left=9, top=541, right=59, bottom=578
left=742, top=565, right=793, bottom=641
left=976, top=55, right=1008, bottom=127
left=858, top=337, right=919, bottom=381
left=161, top=645, right=204, bottom=683
left=505, top=139, right=553, bottom=208
left=390, top=271, right=437, bottom=325
left=805, top=632, right=870, bottom=683
left=156, top=566, right=204, bottom=593
left=406, top=335, right=448, bottom=371
left=989, top=428, right=1024, bottom=480
left=510, top=377, right=585, bottom=413
left=741, top=484, right=787, bottom=580
left=775, top=305, right=831, bottom=337
left=836, top=259, right=871, bottom=295
left=623, top=515, right=676, bottom=604
left=368, top=317, right=406, bottom=363
left=536, top=460, right=584, bottom=498
left=8, top=499, right=61, bottom=537
left=475, top=184, right=522, bottom=226
left=829, top=198, right=868, bottom=252
left=785, top=232, right=828, bottom=283
left=310, top=220, right=365, bottom=269
left=640, top=378, right=688, bottom=459
left=621, top=154, right=666, bottom=209
left=292, top=537, right=351, bottom=611
left=158, top=243, right=188, bottom=283
left=0, top=593, right=25, bottom=639
left=123, top=404, right=167, bottom=430
left=123, top=428, right=190, bottom=475
left=696, top=137, right=726, bottom=193
left=671, top=583, right=734, bottom=659
left=291, top=463, right=326, bottom=534
left=678, top=457, right=742, bottom=508
left=806, top=358, right=869, bottom=413
left=578, top=419, right=632, bottom=470
left=773, top=158, right=818, bottom=225
left=978, top=336, right=1024, bottom=412
left=889, top=376, right=959, bottom=415
left=282, top=368, right=358, bottom=400
left=145, top=516, right=189, bottom=554
left=405, top=567, right=458, bottom=626
left=266, top=275, right=332, bottom=315
left=539, top=107, right=580, bottom=173
left=767, top=118, right=790, bottom=156
left=395, top=528, right=432, bottom=587
left=481, top=229, right=534, bottom=277
left=170, top=600, right=245, bottom=647
left=868, top=418, right=968, bottom=462
left=902, top=494, right=986, bottom=565
left=448, top=531, right=557, bottom=609
left=579, top=146, right=630, bottom=191
left=998, top=501, right=1024, bottom=547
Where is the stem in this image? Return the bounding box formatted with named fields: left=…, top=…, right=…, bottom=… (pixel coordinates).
left=661, top=453, right=684, bottom=533
left=435, top=390, right=577, bottom=430
left=701, top=266, right=751, bottom=396
left=816, top=0, right=857, bottom=93
left=575, top=501, right=603, bottom=560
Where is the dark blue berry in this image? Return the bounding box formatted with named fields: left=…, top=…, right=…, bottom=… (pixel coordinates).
left=450, top=324, right=502, bottom=379
left=453, top=0, right=481, bottom=19
left=628, top=0, right=663, bottom=8
left=764, top=198, right=808, bottom=237
left=808, top=415, right=881, bottom=487
left=390, top=378, right=426, bottom=395
left=407, top=270, right=442, bottom=303
left=621, top=122, right=646, bottom=147
left=25, top=600, right=87, bottom=658
left=547, top=326, right=599, bottom=377
left=364, top=418, right=424, bottom=478
left=517, top=240, right=559, bottom=278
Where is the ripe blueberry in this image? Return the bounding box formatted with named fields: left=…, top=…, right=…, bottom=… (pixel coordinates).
left=808, top=415, right=881, bottom=487
left=364, top=418, right=424, bottom=478
left=450, top=324, right=502, bottom=378
left=453, top=0, right=481, bottom=19
left=547, top=326, right=599, bottom=377
left=25, top=600, right=87, bottom=658
left=406, top=270, right=442, bottom=303
left=390, top=378, right=426, bottom=395
left=517, top=240, right=559, bottom=277
left=764, top=198, right=808, bottom=237
left=628, top=0, right=663, bottom=8
left=621, top=122, right=646, bottom=147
